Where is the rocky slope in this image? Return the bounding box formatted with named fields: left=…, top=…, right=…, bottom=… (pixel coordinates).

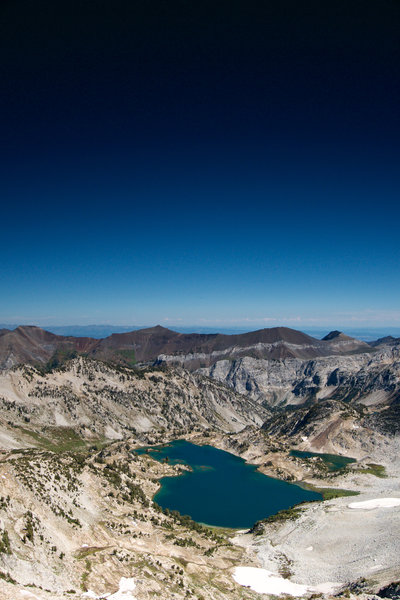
left=0, top=439, right=261, bottom=600
left=0, top=326, right=97, bottom=370
left=370, top=335, right=400, bottom=348
left=0, top=358, right=269, bottom=447
left=198, top=343, right=400, bottom=409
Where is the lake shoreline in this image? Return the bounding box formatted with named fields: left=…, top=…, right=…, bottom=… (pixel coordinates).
left=135, top=439, right=322, bottom=529
left=134, top=427, right=400, bottom=596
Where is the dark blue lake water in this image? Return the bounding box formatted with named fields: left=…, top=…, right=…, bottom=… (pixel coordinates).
left=136, top=440, right=322, bottom=528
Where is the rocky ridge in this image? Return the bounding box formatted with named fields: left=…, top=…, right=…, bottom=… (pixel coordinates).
left=0, top=357, right=269, bottom=447
left=0, top=325, right=372, bottom=371
left=197, top=343, right=400, bottom=409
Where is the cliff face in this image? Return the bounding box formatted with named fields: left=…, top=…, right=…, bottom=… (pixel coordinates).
left=156, top=330, right=372, bottom=370
left=197, top=344, right=400, bottom=408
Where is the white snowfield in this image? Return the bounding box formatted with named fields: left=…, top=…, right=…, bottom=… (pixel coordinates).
left=82, top=577, right=137, bottom=600
left=107, top=578, right=137, bottom=600
left=233, top=567, right=339, bottom=597
left=348, top=498, right=400, bottom=510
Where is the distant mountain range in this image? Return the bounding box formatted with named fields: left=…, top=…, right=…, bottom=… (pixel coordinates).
left=2, top=323, right=400, bottom=340
left=0, top=324, right=382, bottom=371
left=0, top=324, right=144, bottom=339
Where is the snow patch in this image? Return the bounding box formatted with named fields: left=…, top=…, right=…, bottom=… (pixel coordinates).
left=233, top=567, right=310, bottom=596
left=82, top=577, right=137, bottom=600
left=233, top=567, right=341, bottom=597
left=107, top=577, right=137, bottom=600
left=348, top=498, right=400, bottom=510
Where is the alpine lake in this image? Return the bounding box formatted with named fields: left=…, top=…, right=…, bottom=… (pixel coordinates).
left=135, top=440, right=324, bottom=529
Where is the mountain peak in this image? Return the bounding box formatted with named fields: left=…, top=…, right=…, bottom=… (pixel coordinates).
left=323, top=330, right=345, bottom=341
left=136, top=325, right=177, bottom=335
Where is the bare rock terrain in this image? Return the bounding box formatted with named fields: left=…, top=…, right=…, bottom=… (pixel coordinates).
left=0, top=339, right=400, bottom=600
left=0, top=358, right=268, bottom=446
left=198, top=343, right=400, bottom=409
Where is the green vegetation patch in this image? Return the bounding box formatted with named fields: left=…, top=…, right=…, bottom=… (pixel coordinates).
left=300, top=483, right=359, bottom=500
left=80, top=558, right=92, bottom=591
left=42, top=427, right=87, bottom=452
left=75, top=546, right=106, bottom=559
left=358, top=463, right=387, bottom=478
left=0, top=571, right=16, bottom=584
left=16, top=425, right=101, bottom=453
left=116, top=349, right=136, bottom=366
left=249, top=506, right=304, bottom=535
left=0, top=529, right=11, bottom=554
left=43, top=348, right=79, bottom=372
left=23, top=511, right=35, bottom=543
left=264, top=506, right=303, bottom=523
left=203, top=524, right=239, bottom=536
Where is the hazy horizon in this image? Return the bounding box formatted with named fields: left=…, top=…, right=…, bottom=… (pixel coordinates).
left=2, top=322, right=400, bottom=342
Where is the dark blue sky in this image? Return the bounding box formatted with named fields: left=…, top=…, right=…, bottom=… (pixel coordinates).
left=1, top=0, right=399, bottom=328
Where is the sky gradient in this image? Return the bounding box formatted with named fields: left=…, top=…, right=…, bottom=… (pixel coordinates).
left=1, top=0, right=399, bottom=329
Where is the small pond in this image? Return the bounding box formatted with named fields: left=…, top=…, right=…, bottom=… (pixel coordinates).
left=135, top=440, right=322, bottom=528
left=290, top=449, right=356, bottom=471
